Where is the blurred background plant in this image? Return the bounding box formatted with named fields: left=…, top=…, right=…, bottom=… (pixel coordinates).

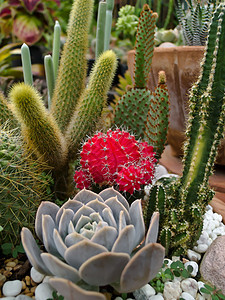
left=176, top=0, right=217, bottom=46
left=0, top=0, right=61, bottom=49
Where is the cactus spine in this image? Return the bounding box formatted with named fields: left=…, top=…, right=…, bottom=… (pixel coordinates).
left=51, top=0, right=94, bottom=132
left=0, top=127, right=52, bottom=245
left=114, top=5, right=169, bottom=159
left=144, top=3, right=225, bottom=256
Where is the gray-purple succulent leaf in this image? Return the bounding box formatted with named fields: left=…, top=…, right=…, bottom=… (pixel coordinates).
left=49, top=278, right=107, bottom=300
left=21, top=227, right=52, bottom=275
left=35, top=201, right=59, bottom=241
left=21, top=188, right=165, bottom=296
left=145, top=212, right=160, bottom=245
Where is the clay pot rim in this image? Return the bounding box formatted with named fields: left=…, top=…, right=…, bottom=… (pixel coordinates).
left=128, top=45, right=205, bottom=55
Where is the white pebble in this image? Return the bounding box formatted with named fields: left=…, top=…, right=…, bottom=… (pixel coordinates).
left=195, top=243, right=208, bottom=253
left=181, top=292, right=195, bottom=300
left=197, top=231, right=209, bottom=245
left=149, top=295, right=164, bottom=300
left=187, top=249, right=201, bottom=262
left=209, top=232, right=218, bottom=240
left=114, top=298, right=123, bottom=300
left=2, top=280, right=22, bottom=297
left=184, top=261, right=199, bottom=277
left=163, top=281, right=182, bottom=300
left=213, top=213, right=222, bottom=222
left=154, top=165, right=168, bottom=180
left=35, top=282, right=55, bottom=300
left=181, top=278, right=198, bottom=298
left=1, top=297, right=16, bottom=300
left=30, top=267, right=45, bottom=283
left=133, top=284, right=155, bottom=299
left=172, top=256, right=180, bottom=261
left=213, top=227, right=225, bottom=236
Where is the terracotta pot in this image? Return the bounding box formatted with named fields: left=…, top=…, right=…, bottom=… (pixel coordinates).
left=127, top=46, right=225, bottom=165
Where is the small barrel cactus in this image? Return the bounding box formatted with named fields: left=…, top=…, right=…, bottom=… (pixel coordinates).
left=0, top=127, right=53, bottom=245
left=21, top=187, right=165, bottom=299
left=74, top=128, right=156, bottom=194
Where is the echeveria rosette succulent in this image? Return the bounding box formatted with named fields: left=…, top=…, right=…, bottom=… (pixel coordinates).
left=74, top=129, right=156, bottom=195
left=21, top=187, right=165, bottom=300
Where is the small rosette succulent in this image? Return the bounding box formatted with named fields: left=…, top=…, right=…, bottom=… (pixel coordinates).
left=21, top=187, right=165, bottom=300
left=74, top=128, right=156, bottom=194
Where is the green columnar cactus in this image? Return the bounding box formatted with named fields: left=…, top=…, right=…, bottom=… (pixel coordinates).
left=0, top=91, right=18, bottom=129
left=51, top=0, right=94, bottom=132
left=0, top=127, right=52, bottom=245
left=144, top=3, right=225, bottom=256
left=134, top=5, right=157, bottom=89
left=179, top=2, right=225, bottom=206
left=144, top=71, right=170, bottom=158
left=66, top=50, right=117, bottom=159
left=114, top=5, right=169, bottom=159
left=9, top=83, right=67, bottom=170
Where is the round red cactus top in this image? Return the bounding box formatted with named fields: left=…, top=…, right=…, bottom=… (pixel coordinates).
left=74, top=129, right=156, bottom=194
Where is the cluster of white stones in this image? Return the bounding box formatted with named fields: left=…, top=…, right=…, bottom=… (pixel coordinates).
left=193, top=205, right=225, bottom=254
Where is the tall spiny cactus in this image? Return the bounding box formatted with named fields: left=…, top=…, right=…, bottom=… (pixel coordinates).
left=9, top=83, right=67, bottom=170
left=6, top=0, right=117, bottom=199
left=144, top=3, right=225, bottom=256
left=51, top=0, right=94, bottom=132
left=0, top=127, right=53, bottom=245
left=114, top=5, right=169, bottom=159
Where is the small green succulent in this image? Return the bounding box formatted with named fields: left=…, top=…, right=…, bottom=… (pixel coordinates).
left=200, top=284, right=225, bottom=300
left=150, top=260, right=193, bottom=293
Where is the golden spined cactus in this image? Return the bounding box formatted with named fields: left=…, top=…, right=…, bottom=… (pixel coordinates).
left=51, top=0, right=94, bottom=133
left=66, top=50, right=117, bottom=160
left=9, top=83, right=67, bottom=170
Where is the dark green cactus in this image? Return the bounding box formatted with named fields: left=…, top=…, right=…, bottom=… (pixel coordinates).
left=114, top=5, right=169, bottom=159
left=144, top=3, right=225, bottom=256
left=144, top=71, right=169, bottom=158
left=0, top=127, right=53, bottom=245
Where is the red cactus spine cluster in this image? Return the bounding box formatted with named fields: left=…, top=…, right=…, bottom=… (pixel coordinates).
left=74, top=129, right=156, bottom=194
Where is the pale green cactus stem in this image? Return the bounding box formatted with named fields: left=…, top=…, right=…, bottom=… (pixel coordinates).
left=104, top=0, right=114, bottom=51
left=96, top=0, right=107, bottom=58
left=21, top=43, right=33, bottom=86
left=44, top=55, right=55, bottom=108
left=52, top=20, right=61, bottom=80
